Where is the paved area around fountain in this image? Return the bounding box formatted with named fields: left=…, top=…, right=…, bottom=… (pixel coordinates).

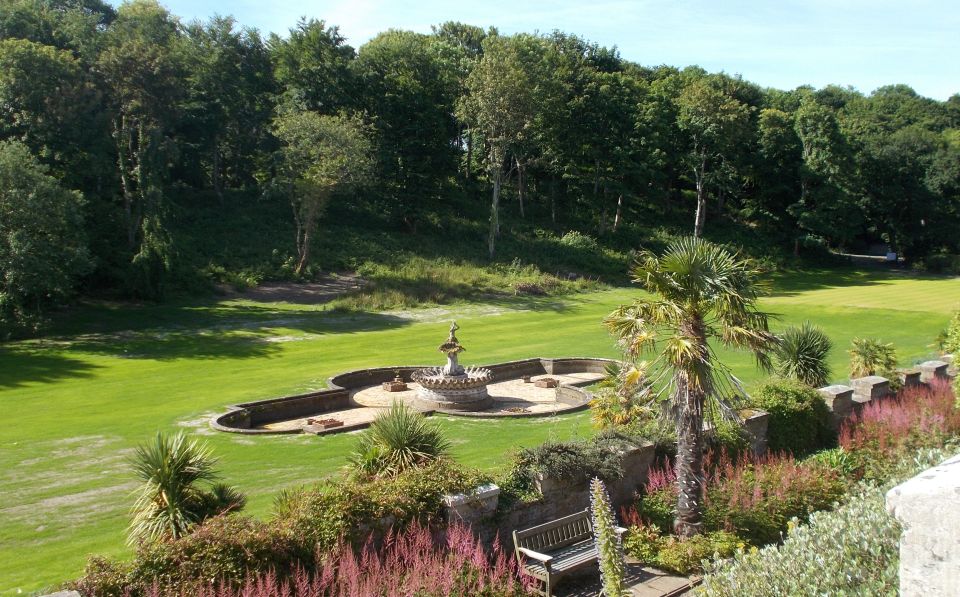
left=259, top=371, right=603, bottom=432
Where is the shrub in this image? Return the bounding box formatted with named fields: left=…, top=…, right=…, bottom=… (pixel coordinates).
left=749, top=378, right=834, bottom=456
left=839, top=381, right=960, bottom=482
left=696, top=448, right=954, bottom=597
left=848, top=337, right=898, bottom=379
left=349, top=401, right=450, bottom=477
left=773, top=322, right=832, bottom=387
left=277, top=459, right=486, bottom=557
left=654, top=531, right=742, bottom=576
left=559, top=230, right=600, bottom=251
left=590, top=478, right=627, bottom=597
left=68, top=556, right=131, bottom=597
left=633, top=451, right=846, bottom=546
left=93, top=522, right=535, bottom=597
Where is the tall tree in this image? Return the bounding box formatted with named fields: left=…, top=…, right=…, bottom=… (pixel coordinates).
left=676, top=77, right=752, bottom=237
left=353, top=30, right=460, bottom=230
left=458, top=34, right=550, bottom=258
left=272, top=111, right=375, bottom=275
left=269, top=19, right=354, bottom=114
left=0, top=140, right=90, bottom=338
left=96, top=0, right=184, bottom=298
left=604, top=238, right=775, bottom=537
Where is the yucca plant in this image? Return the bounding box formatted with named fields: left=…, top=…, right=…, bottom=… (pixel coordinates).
left=349, top=401, right=450, bottom=477
left=773, top=322, right=832, bottom=387
left=129, top=432, right=245, bottom=544
left=848, top=337, right=897, bottom=378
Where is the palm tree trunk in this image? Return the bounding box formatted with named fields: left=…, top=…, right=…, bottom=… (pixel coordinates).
left=674, top=315, right=709, bottom=538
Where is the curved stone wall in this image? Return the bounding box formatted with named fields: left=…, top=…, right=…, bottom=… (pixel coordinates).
left=211, top=357, right=616, bottom=434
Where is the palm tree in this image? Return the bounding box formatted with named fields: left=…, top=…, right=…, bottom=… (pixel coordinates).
left=774, top=321, right=832, bottom=387
left=603, top=237, right=776, bottom=537
left=349, top=401, right=451, bottom=477
left=129, top=432, right=245, bottom=543
left=848, top=337, right=897, bottom=378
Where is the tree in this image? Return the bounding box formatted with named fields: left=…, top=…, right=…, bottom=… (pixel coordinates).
left=272, top=111, right=375, bottom=275
left=97, top=0, right=184, bottom=298
left=353, top=30, right=460, bottom=230
left=604, top=237, right=775, bottom=537
left=129, top=432, right=245, bottom=543
left=676, top=77, right=752, bottom=237
left=0, top=141, right=90, bottom=338
left=458, top=34, right=548, bottom=258
left=269, top=18, right=354, bottom=113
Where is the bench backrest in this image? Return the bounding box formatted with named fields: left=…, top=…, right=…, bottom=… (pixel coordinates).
left=513, top=509, right=593, bottom=553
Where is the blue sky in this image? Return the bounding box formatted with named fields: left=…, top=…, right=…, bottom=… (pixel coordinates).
left=123, top=0, right=958, bottom=100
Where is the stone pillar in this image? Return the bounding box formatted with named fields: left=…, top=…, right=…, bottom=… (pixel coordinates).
left=919, top=360, right=949, bottom=383
left=886, top=452, right=960, bottom=597
left=818, top=385, right=854, bottom=429
left=741, top=410, right=770, bottom=455
left=851, top=375, right=891, bottom=404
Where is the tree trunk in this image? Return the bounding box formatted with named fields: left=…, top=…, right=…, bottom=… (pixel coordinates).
left=516, top=157, right=525, bottom=219
left=550, top=173, right=557, bottom=225
left=693, top=156, right=708, bottom=238
left=489, top=163, right=502, bottom=259
left=115, top=115, right=136, bottom=251
left=613, top=194, right=623, bottom=231
left=673, top=316, right=709, bottom=538
left=465, top=130, right=473, bottom=182
left=212, top=136, right=223, bottom=203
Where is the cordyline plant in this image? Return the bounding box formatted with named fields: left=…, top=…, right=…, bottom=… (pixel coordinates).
left=129, top=432, right=245, bottom=543
left=604, top=237, right=777, bottom=537
left=349, top=401, right=451, bottom=478
left=590, top=477, right=627, bottom=597
left=773, top=322, right=832, bottom=387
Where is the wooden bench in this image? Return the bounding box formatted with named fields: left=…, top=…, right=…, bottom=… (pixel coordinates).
left=512, top=508, right=626, bottom=596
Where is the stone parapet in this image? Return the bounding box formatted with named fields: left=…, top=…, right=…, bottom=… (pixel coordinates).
left=818, top=384, right=854, bottom=430
left=919, top=360, right=949, bottom=383
left=851, top=375, right=890, bottom=404
left=886, top=452, right=960, bottom=597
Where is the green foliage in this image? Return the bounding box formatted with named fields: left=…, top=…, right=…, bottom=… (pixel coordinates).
left=559, top=230, right=600, bottom=251
left=773, top=322, right=832, bottom=387
left=750, top=378, right=834, bottom=456
left=129, top=432, right=245, bottom=543
left=624, top=524, right=742, bottom=576
left=349, top=401, right=451, bottom=477
left=277, top=459, right=485, bottom=556
left=802, top=447, right=859, bottom=478
left=696, top=448, right=955, bottom=597
left=0, top=140, right=90, bottom=338
left=848, top=337, right=898, bottom=378
left=944, top=308, right=960, bottom=355
left=590, top=478, right=627, bottom=597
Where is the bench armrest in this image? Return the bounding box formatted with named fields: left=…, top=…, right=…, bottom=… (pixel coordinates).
left=517, top=547, right=554, bottom=567
left=614, top=526, right=628, bottom=537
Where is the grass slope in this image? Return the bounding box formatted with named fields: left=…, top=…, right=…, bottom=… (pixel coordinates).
left=1, top=269, right=957, bottom=594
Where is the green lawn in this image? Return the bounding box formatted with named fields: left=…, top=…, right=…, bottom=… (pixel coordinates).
left=1, top=268, right=958, bottom=594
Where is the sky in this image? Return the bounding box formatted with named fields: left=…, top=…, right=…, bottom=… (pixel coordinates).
left=121, top=0, right=959, bottom=100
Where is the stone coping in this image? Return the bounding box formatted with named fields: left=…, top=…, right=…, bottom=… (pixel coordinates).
left=211, top=357, right=616, bottom=435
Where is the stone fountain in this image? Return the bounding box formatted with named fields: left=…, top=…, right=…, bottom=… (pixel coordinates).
left=411, top=321, right=493, bottom=411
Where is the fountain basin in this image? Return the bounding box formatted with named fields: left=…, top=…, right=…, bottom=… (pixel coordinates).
left=411, top=365, right=493, bottom=411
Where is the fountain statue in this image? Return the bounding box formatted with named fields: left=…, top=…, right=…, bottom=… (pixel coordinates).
left=412, top=321, right=493, bottom=411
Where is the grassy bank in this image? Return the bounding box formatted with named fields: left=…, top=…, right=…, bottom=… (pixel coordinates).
left=0, top=268, right=957, bottom=594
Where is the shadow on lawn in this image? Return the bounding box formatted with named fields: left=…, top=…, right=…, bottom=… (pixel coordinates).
left=767, top=267, right=947, bottom=298
left=53, top=303, right=413, bottom=361
left=0, top=346, right=99, bottom=389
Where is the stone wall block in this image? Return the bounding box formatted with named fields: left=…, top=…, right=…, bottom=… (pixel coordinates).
left=899, top=369, right=923, bottom=389
left=609, top=443, right=656, bottom=506
left=742, top=410, right=770, bottom=455
left=851, top=375, right=891, bottom=404
left=818, top=385, right=854, bottom=430
left=886, top=452, right=960, bottom=597
left=919, top=360, right=949, bottom=383
left=443, top=483, right=500, bottom=526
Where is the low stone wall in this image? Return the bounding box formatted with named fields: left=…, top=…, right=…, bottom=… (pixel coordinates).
left=211, top=357, right=615, bottom=433
left=886, top=452, right=960, bottom=597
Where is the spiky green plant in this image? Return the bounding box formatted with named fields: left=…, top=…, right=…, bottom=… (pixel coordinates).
left=349, top=401, right=450, bottom=477
left=773, top=322, right=832, bottom=387
left=129, top=432, right=244, bottom=544
left=604, top=237, right=776, bottom=537
left=590, top=477, right=627, bottom=597
left=848, top=337, right=897, bottom=378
